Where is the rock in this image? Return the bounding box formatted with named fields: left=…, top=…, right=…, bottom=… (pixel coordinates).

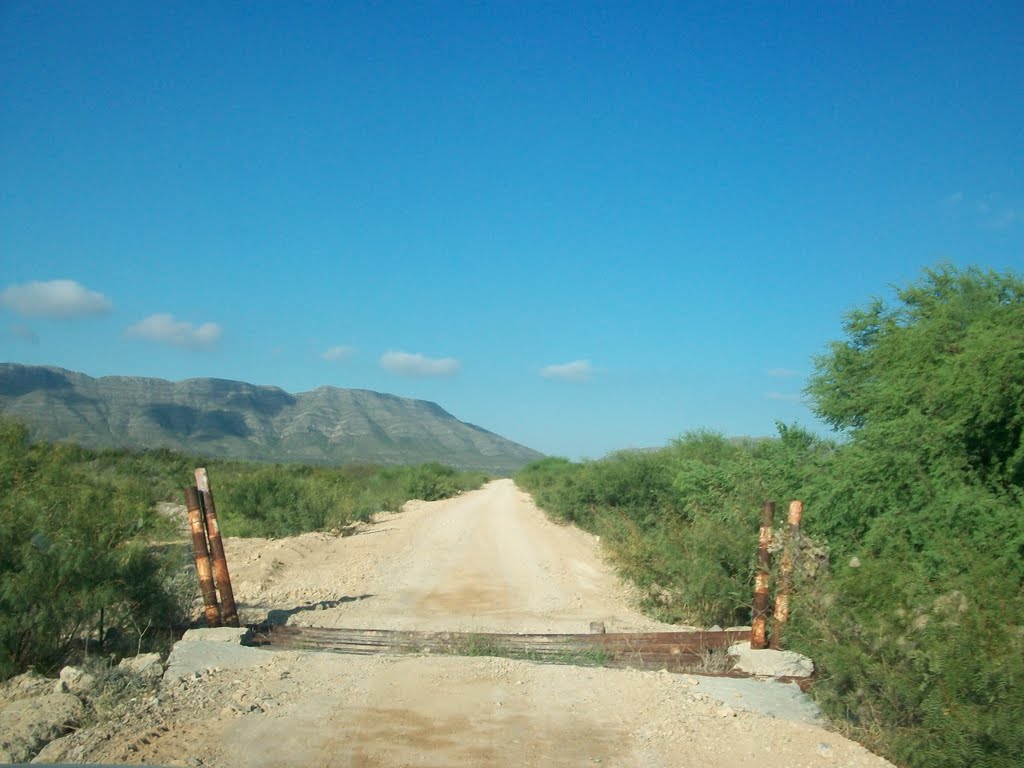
left=57, top=665, right=96, bottom=694
left=0, top=693, right=85, bottom=763
left=30, top=732, right=76, bottom=763
left=818, top=742, right=833, bottom=757
left=119, top=652, right=164, bottom=679
left=727, top=642, right=814, bottom=678
left=3, top=670, right=51, bottom=700
left=256, top=696, right=278, bottom=712
left=717, top=706, right=736, bottom=718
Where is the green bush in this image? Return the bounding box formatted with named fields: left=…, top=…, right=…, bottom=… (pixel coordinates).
left=0, top=420, right=182, bottom=680
left=792, top=265, right=1024, bottom=767
left=520, top=264, right=1024, bottom=767
left=517, top=427, right=830, bottom=626
left=188, top=461, right=487, bottom=538
left=0, top=417, right=489, bottom=679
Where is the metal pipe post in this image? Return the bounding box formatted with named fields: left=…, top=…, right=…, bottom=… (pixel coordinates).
left=184, top=486, right=221, bottom=627
left=751, top=501, right=774, bottom=649
left=770, top=500, right=804, bottom=649
left=195, top=468, right=240, bottom=627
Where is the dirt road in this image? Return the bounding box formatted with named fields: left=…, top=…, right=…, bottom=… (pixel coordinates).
left=46, top=480, right=893, bottom=767
left=229, top=478, right=684, bottom=634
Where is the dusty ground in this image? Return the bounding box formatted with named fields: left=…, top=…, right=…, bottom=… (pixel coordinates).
left=34, top=479, right=893, bottom=767
left=228, top=478, right=685, bottom=634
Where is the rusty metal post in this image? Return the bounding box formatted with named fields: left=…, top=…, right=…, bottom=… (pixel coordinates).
left=185, top=486, right=221, bottom=627
left=751, top=501, right=774, bottom=649
left=787, top=499, right=803, bottom=540
left=770, top=500, right=804, bottom=650
left=195, top=468, right=240, bottom=627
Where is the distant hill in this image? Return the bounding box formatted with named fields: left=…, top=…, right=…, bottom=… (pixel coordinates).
left=0, top=364, right=543, bottom=474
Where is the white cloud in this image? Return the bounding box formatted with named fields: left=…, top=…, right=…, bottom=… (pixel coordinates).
left=322, top=345, right=357, bottom=362
left=9, top=324, right=39, bottom=345
left=380, top=350, right=461, bottom=377
left=767, top=368, right=800, bottom=378
left=541, top=359, right=594, bottom=382
left=766, top=391, right=801, bottom=402
left=941, top=192, right=1019, bottom=229
left=987, top=208, right=1019, bottom=230
left=125, top=313, right=222, bottom=349
left=0, top=279, right=112, bottom=319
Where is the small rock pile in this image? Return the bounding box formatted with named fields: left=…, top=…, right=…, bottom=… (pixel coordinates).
left=0, top=653, right=168, bottom=764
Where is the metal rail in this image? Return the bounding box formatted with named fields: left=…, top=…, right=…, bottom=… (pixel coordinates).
left=246, top=625, right=755, bottom=673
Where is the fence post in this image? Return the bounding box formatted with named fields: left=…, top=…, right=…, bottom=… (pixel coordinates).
left=195, top=468, right=240, bottom=628
left=184, top=486, right=221, bottom=627
left=770, top=500, right=803, bottom=650
left=751, top=501, right=774, bottom=649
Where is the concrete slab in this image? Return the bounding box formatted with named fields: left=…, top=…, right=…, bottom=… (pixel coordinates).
left=692, top=675, right=822, bottom=725
left=163, top=627, right=270, bottom=683
left=178, top=627, right=251, bottom=643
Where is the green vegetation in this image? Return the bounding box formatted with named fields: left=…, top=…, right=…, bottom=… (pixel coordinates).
left=0, top=424, right=487, bottom=680
left=0, top=420, right=185, bottom=680
left=203, top=461, right=485, bottom=538
left=452, top=634, right=613, bottom=668
left=517, top=265, right=1024, bottom=768
left=517, top=429, right=829, bottom=627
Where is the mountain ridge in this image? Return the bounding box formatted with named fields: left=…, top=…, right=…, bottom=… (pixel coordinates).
left=0, top=363, right=542, bottom=473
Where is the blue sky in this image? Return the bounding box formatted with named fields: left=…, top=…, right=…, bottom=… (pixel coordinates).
left=1, top=2, right=1022, bottom=459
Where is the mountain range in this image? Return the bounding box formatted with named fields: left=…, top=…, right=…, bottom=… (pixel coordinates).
left=0, top=363, right=543, bottom=474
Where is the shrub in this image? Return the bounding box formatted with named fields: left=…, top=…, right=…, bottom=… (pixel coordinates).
left=0, top=420, right=181, bottom=680
left=519, top=264, right=1024, bottom=767
left=0, top=417, right=490, bottom=679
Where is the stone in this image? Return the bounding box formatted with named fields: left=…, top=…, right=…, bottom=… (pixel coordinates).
left=727, top=642, right=814, bottom=678
left=0, top=693, right=84, bottom=763
left=31, top=732, right=76, bottom=763
left=16, top=671, right=45, bottom=689
left=4, top=670, right=51, bottom=700
left=119, top=652, right=164, bottom=679
left=256, top=696, right=278, bottom=712
left=57, top=666, right=96, bottom=694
